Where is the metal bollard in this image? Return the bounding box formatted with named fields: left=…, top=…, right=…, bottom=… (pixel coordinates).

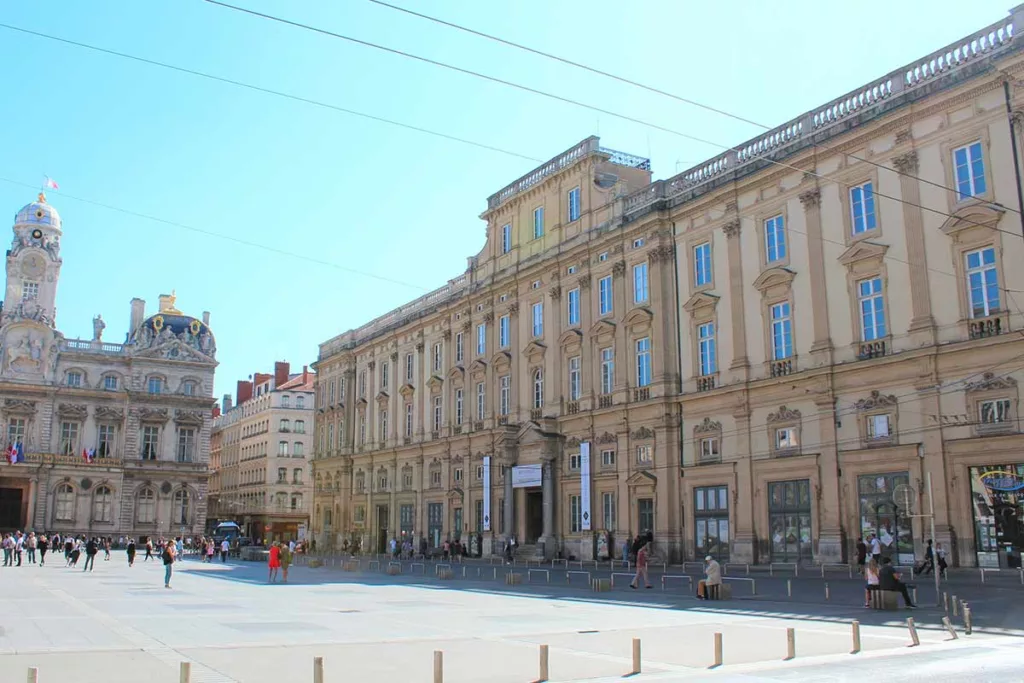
left=433, top=651, right=443, bottom=683
left=787, top=579, right=791, bottom=597
left=942, top=616, right=959, bottom=640
left=786, top=628, right=795, bottom=660
left=943, top=591, right=949, bottom=612
left=631, top=638, right=641, bottom=675
left=851, top=620, right=861, bottom=654
left=952, top=595, right=959, bottom=616
left=911, top=587, right=917, bottom=605
left=907, top=617, right=920, bottom=647
left=964, top=605, right=973, bottom=635
left=313, top=656, right=324, bottom=683
left=180, top=662, right=191, bottom=683
left=27, top=668, right=39, bottom=683
left=539, top=644, right=549, bottom=682
left=713, top=632, right=723, bottom=668
left=825, top=583, right=830, bottom=601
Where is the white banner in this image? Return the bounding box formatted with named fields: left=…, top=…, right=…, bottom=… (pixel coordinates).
left=512, top=464, right=543, bottom=488
left=483, top=456, right=491, bottom=532
left=580, top=442, right=592, bottom=531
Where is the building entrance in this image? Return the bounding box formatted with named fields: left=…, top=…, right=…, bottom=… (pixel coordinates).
left=376, top=504, right=389, bottom=554
left=525, top=490, right=543, bottom=542
left=0, top=488, right=22, bottom=530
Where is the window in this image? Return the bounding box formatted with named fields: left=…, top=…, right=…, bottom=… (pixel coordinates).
left=455, top=389, right=464, bottom=425
left=293, top=442, right=304, bottom=457
left=403, top=469, right=413, bottom=489
left=455, top=332, right=464, bottom=363
left=699, top=437, right=720, bottom=462
left=379, top=410, right=388, bottom=441
left=66, top=371, right=83, bottom=388
left=281, top=395, right=291, bottom=408
left=636, top=337, right=652, bottom=387
left=568, top=186, right=581, bottom=222
left=92, top=486, right=112, bottom=523
left=867, top=414, right=891, bottom=439
left=698, top=322, right=716, bottom=376
left=980, top=399, right=1012, bottom=425
left=297, top=395, right=305, bottom=409
left=136, top=488, right=155, bottom=524
left=180, top=380, right=198, bottom=396
left=329, top=380, right=336, bottom=405
left=381, top=361, right=389, bottom=389
left=850, top=182, right=877, bottom=234
left=695, top=486, right=730, bottom=562
left=499, top=315, right=510, bottom=348
left=294, top=468, right=303, bottom=484
left=599, top=252, right=608, bottom=262
left=172, top=489, right=190, bottom=525
left=325, top=424, right=333, bottom=452
left=476, top=382, right=485, bottom=420
left=694, top=242, right=712, bottom=287
left=433, top=343, right=442, bottom=372
left=635, top=444, right=652, bottom=465
left=103, top=375, right=118, bottom=391
left=359, top=413, right=366, bottom=445
left=405, top=403, right=414, bottom=437
left=601, top=449, right=616, bottom=466
left=770, top=302, right=793, bottom=360
left=764, top=215, right=786, bottom=263
left=601, top=347, right=614, bottom=394
left=454, top=467, right=463, bottom=483
left=569, top=356, right=581, bottom=401
left=294, top=420, right=305, bottom=434
left=359, top=370, right=367, bottom=398
left=21, top=280, right=39, bottom=300
left=532, top=369, right=544, bottom=409
left=567, top=265, right=577, bottom=275
left=532, top=302, right=543, bottom=337
left=278, top=467, right=287, bottom=483
left=966, top=247, right=999, bottom=318
left=565, top=287, right=581, bottom=326
left=533, top=206, right=544, bottom=239
left=55, top=483, right=75, bottom=521
left=141, top=426, right=159, bottom=460
left=633, top=238, right=645, bottom=249
left=569, top=453, right=581, bottom=470
left=570, top=494, right=582, bottom=532
left=953, top=141, right=986, bottom=201
left=97, top=424, right=115, bottom=458
left=177, top=427, right=196, bottom=462
left=599, top=276, right=613, bottom=315
left=602, top=492, right=616, bottom=530
left=775, top=427, right=798, bottom=450
left=147, top=376, right=162, bottom=394
left=633, top=263, right=649, bottom=303
left=280, top=418, right=291, bottom=432
left=431, top=470, right=442, bottom=487
left=406, top=353, right=414, bottom=381
left=60, top=421, right=79, bottom=456
left=433, top=396, right=443, bottom=432
left=279, top=441, right=288, bottom=456
left=858, top=277, right=886, bottom=341
left=499, top=375, right=510, bottom=415
left=477, top=323, right=486, bottom=356
left=501, top=223, right=512, bottom=253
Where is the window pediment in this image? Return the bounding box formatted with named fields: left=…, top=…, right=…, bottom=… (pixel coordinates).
left=626, top=470, right=657, bottom=486
left=375, top=391, right=390, bottom=406
left=940, top=202, right=1004, bottom=240
left=589, top=319, right=616, bottom=339
left=58, top=403, right=88, bottom=419
left=427, top=375, right=444, bottom=391
left=753, top=267, right=796, bottom=297
left=491, top=350, right=513, bottom=368
left=470, top=359, right=488, bottom=376
left=521, top=341, right=547, bottom=361
left=623, top=306, right=654, bottom=330
left=837, top=240, right=888, bottom=268
left=558, top=329, right=583, bottom=349
left=399, top=383, right=415, bottom=398
left=682, top=292, right=719, bottom=317
left=446, top=366, right=465, bottom=382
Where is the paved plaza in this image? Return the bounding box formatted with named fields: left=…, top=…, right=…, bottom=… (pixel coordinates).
left=0, top=552, right=1022, bottom=683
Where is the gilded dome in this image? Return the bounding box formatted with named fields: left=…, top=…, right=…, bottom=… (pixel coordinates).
left=14, top=194, right=62, bottom=231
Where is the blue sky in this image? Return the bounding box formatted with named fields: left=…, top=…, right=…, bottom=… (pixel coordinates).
left=0, top=0, right=1012, bottom=399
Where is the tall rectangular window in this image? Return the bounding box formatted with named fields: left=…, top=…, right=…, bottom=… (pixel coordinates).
left=601, top=347, right=614, bottom=394
left=698, top=322, right=717, bottom=376
left=97, top=424, right=115, bottom=458
left=433, top=396, right=443, bottom=432
left=633, top=263, right=649, bottom=303
left=177, top=427, right=196, bottom=462
left=455, top=389, right=464, bottom=426
left=141, top=426, right=159, bottom=460
left=358, top=413, right=366, bottom=445
left=405, top=403, right=413, bottom=437
left=953, top=141, right=986, bottom=201
left=405, top=353, right=414, bottom=381
left=599, top=276, right=613, bottom=315
left=532, top=302, right=544, bottom=337
left=568, top=186, right=581, bottom=222
left=499, top=375, right=510, bottom=416
left=501, top=223, right=512, bottom=253
left=455, top=332, right=464, bottom=363
left=694, top=242, right=712, bottom=287
left=771, top=302, right=793, bottom=360
left=636, top=337, right=652, bottom=387
left=764, top=215, right=786, bottom=263
left=570, top=494, right=582, bottom=533
left=569, top=356, right=581, bottom=401
left=379, top=410, right=388, bottom=442
left=60, top=421, right=79, bottom=456
left=381, top=361, right=389, bottom=389
left=476, top=382, right=485, bottom=420
left=499, top=314, right=510, bottom=348
left=477, top=323, right=486, bottom=356
left=966, top=247, right=999, bottom=318
left=533, top=206, right=544, bottom=239
left=433, top=343, right=442, bottom=372
left=567, top=288, right=580, bottom=326
left=21, top=281, right=39, bottom=301
left=602, top=492, right=616, bottom=530
left=850, top=182, right=877, bottom=234
left=858, top=277, right=886, bottom=341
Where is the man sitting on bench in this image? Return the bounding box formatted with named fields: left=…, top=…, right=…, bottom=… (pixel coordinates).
left=698, top=555, right=723, bottom=600
left=878, top=557, right=915, bottom=608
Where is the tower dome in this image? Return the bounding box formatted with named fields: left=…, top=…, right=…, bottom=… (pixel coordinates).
left=14, top=193, right=62, bottom=232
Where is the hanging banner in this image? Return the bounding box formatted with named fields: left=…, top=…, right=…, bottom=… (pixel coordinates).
left=482, top=456, right=492, bottom=532
left=581, top=441, right=592, bottom=531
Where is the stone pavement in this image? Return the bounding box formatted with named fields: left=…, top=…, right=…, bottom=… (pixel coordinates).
left=0, top=551, right=1019, bottom=683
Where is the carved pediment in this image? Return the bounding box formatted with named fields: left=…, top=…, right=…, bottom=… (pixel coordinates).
left=470, top=359, right=488, bottom=375
left=626, top=470, right=657, bottom=487
left=94, top=406, right=124, bottom=421
left=767, top=405, right=801, bottom=423
left=966, top=372, right=1019, bottom=393
left=683, top=292, right=720, bottom=316
left=134, top=407, right=169, bottom=422
left=623, top=306, right=654, bottom=329
left=174, top=409, right=205, bottom=425
left=837, top=240, right=888, bottom=268
left=565, top=435, right=583, bottom=448
left=521, top=341, right=547, bottom=360
left=446, top=366, right=465, bottom=382
left=451, top=453, right=464, bottom=464
left=447, top=487, right=464, bottom=501
left=427, top=375, right=444, bottom=391
left=3, top=399, right=36, bottom=415
left=58, top=403, right=88, bottom=419
left=558, top=329, right=583, bottom=348
left=134, top=339, right=213, bottom=363
left=752, top=267, right=796, bottom=295
left=693, top=417, right=722, bottom=435
left=854, top=390, right=898, bottom=411
left=589, top=319, right=616, bottom=338
left=491, top=350, right=513, bottom=367
left=940, top=203, right=1004, bottom=238
left=399, top=383, right=415, bottom=398
left=597, top=431, right=617, bottom=444
left=631, top=425, right=656, bottom=440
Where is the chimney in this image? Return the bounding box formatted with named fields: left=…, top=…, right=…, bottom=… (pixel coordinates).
left=130, top=298, right=145, bottom=332
left=274, top=361, right=290, bottom=388
left=202, top=311, right=210, bottom=326
left=302, top=365, right=308, bottom=383
left=222, top=393, right=233, bottom=413
left=212, top=405, right=221, bottom=419
left=236, top=380, right=253, bottom=406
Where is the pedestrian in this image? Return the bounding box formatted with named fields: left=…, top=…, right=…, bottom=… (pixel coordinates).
left=629, top=541, right=652, bottom=589
left=220, top=538, right=230, bottom=563
left=162, top=541, right=175, bottom=588
left=206, top=540, right=215, bottom=563
left=144, top=539, right=153, bottom=562
left=69, top=539, right=81, bottom=567
left=878, top=557, right=915, bottom=608
left=37, top=533, right=48, bottom=566
left=698, top=555, right=723, bottom=600
left=2, top=534, right=11, bottom=566
left=935, top=541, right=948, bottom=578
left=917, top=539, right=935, bottom=575
left=268, top=541, right=281, bottom=583
left=14, top=531, right=24, bottom=566
left=621, top=536, right=631, bottom=565
left=280, top=542, right=292, bottom=583
left=127, top=538, right=136, bottom=567
left=869, top=533, right=882, bottom=563
left=63, top=537, right=73, bottom=565
left=83, top=537, right=98, bottom=572
left=104, top=537, right=111, bottom=561
left=855, top=536, right=867, bottom=576
left=863, top=558, right=880, bottom=607
left=26, top=532, right=37, bottom=564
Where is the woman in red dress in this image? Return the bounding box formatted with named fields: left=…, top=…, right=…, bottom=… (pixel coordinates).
left=268, top=541, right=281, bottom=583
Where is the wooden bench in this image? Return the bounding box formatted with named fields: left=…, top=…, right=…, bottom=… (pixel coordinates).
left=701, top=582, right=732, bottom=600
left=505, top=572, right=523, bottom=585
left=341, top=560, right=358, bottom=572
left=437, top=567, right=454, bottom=580
left=869, top=589, right=900, bottom=610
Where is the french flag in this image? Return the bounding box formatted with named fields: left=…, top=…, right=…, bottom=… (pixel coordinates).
left=82, top=448, right=95, bottom=464
left=44, top=177, right=59, bottom=190
left=7, top=443, right=23, bottom=464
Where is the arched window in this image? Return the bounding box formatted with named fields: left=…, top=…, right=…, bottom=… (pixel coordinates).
left=55, top=483, right=75, bottom=521
left=533, top=369, right=544, bottom=409
left=324, top=506, right=332, bottom=526
left=136, top=487, right=155, bottom=524
left=92, top=485, right=112, bottom=522
left=147, top=375, right=164, bottom=394
left=173, top=489, right=190, bottom=525
left=181, top=380, right=197, bottom=396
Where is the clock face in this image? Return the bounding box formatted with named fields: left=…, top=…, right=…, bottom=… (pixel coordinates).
left=20, top=255, right=44, bottom=278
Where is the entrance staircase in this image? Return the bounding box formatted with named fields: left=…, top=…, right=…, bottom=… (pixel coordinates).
left=515, top=543, right=542, bottom=562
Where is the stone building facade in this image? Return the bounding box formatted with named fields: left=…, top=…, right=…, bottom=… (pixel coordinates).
left=315, top=6, right=1024, bottom=567
left=0, top=195, right=218, bottom=540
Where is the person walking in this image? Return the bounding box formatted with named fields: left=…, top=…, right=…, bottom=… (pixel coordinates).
left=935, top=542, right=949, bottom=578
left=14, top=531, right=24, bottom=566
left=206, top=540, right=215, bottom=563
left=26, top=532, right=37, bottom=564
left=629, top=541, right=652, bottom=589
left=69, top=538, right=81, bottom=568
left=37, top=533, right=48, bottom=566
left=268, top=541, right=281, bottom=583
left=869, top=533, right=882, bottom=563
left=162, top=541, right=176, bottom=588
left=917, top=539, right=935, bottom=575
left=220, top=538, right=230, bottom=563
left=863, top=558, right=880, bottom=607
left=104, top=537, right=111, bottom=561
left=127, top=538, right=136, bottom=567
left=83, top=537, right=98, bottom=572
left=63, top=537, right=73, bottom=565
left=280, top=542, right=292, bottom=583
left=855, top=537, right=868, bottom=576
left=144, top=539, right=153, bottom=562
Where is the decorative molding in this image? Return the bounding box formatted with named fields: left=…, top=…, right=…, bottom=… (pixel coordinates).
left=134, top=407, right=169, bottom=422
left=548, top=286, right=562, bottom=300
left=612, top=261, right=626, bottom=277
left=892, top=151, right=919, bottom=175
left=3, top=399, right=36, bottom=414
left=367, top=360, right=376, bottom=371
left=630, top=425, right=655, bottom=440
left=894, top=130, right=913, bottom=145
left=483, top=312, right=494, bottom=323
left=507, top=302, right=519, bottom=316
left=767, top=405, right=801, bottom=423
left=597, top=431, right=617, bottom=444
left=722, top=220, right=741, bottom=239
left=798, top=188, right=821, bottom=209
left=390, top=352, right=398, bottom=362
left=415, top=341, right=425, bottom=352
left=650, top=245, right=675, bottom=263
left=577, top=274, right=592, bottom=290
left=966, top=372, right=1019, bottom=393
left=693, top=417, right=722, bottom=435
left=174, top=409, right=205, bottom=425
left=565, top=436, right=582, bottom=448
left=442, top=330, right=452, bottom=341
left=94, top=406, right=124, bottom=421
left=57, top=403, right=88, bottom=419
left=854, top=390, right=899, bottom=411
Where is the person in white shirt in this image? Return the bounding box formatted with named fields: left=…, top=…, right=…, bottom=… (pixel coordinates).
left=220, top=539, right=230, bottom=563
left=289, top=540, right=296, bottom=553
left=869, top=534, right=882, bottom=562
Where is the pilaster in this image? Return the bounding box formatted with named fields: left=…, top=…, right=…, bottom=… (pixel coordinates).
left=893, top=151, right=936, bottom=343
left=799, top=189, right=833, bottom=365
left=723, top=220, right=750, bottom=376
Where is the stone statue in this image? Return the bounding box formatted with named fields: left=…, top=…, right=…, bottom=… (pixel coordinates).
left=29, top=337, right=42, bottom=362
left=44, top=237, right=60, bottom=261
left=92, top=315, right=105, bottom=342
left=48, top=341, right=59, bottom=375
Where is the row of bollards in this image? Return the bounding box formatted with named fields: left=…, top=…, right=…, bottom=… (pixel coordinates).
left=943, top=591, right=973, bottom=636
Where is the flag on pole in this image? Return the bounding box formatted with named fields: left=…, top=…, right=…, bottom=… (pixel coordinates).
left=8, top=443, right=23, bottom=464
left=43, top=177, right=59, bottom=190
left=82, top=448, right=95, bottom=464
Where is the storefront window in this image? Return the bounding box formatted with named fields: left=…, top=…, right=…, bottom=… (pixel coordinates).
left=453, top=507, right=463, bottom=541
left=695, top=485, right=729, bottom=562
left=427, top=502, right=443, bottom=548
left=399, top=504, right=414, bottom=539
left=970, top=465, right=1024, bottom=569
left=768, top=479, right=812, bottom=563
left=637, top=498, right=654, bottom=535
left=858, top=472, right=914, bottom=565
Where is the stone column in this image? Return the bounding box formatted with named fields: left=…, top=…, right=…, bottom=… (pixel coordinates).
left=539, top=458, right=554, bottom=557
left=731, top=404, right=757, bottom=563
left=723, top=220, right=749, bottom=377
left=503, top=467, right=514, bottom=541
left=814, top=397, right=843, bottom=563
left=893, top=151, right=935, bottom=343
left=26, top=478, right=38, bottom=529
left=799, top=189, right=833, bottom=366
